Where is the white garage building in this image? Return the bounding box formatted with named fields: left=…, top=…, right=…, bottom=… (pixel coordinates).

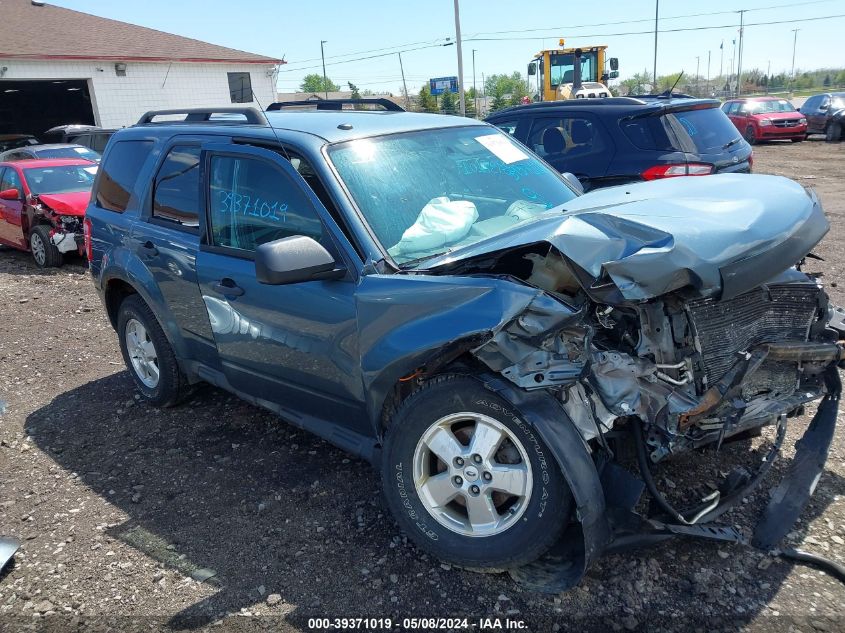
left=1, top=0, right=281, bottom=135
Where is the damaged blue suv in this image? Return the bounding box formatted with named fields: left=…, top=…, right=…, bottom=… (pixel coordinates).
left=86, top=103, right=843, bottom=590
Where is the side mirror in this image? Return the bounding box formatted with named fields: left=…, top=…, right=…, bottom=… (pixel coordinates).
left=255, top=235, right=344, bottom=285
left=561, top=172, right=585, bottom=195
left=607, top=70, right=619, bottom=79
left=527, top=62, right=536, bottom=77
left=609, top=57, right=619, bottom=71
left=0, top=188, right=20, bottom=201
left=820, top=104, right=829, bottom=111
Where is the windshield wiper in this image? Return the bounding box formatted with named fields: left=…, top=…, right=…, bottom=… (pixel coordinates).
left=722, top=137, right=742, bottom=150
left=398, top=250, right=452, bottom=270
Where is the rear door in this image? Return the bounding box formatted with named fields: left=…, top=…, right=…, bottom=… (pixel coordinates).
left=0, top=167, right=26, bottom=249
left=522, top=113, right=615, bottom=190
left=802, top=95, right=826, bottom=133
left=132, top=137, right=219, bottom=367
left=194, top=143, right=367, bottom=433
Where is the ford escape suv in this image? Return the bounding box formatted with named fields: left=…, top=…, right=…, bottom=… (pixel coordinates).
left=86, top=104, right=843, bottom=589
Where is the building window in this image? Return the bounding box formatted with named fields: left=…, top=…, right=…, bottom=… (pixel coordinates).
left=228, top=72, right=253, bottom=103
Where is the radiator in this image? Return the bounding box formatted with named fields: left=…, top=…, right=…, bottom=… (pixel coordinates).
left=685, top=283, right=820, bottom=388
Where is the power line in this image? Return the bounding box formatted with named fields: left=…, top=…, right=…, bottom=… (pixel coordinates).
left=282, top=37, right=448, bottom=66
left=463, top=13, right=845, bottom=42
left=278, top=42, right=455, bottom=74
left=464, top=0, right=837, bottom=38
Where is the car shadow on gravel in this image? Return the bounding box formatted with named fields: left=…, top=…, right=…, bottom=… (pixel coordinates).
left=24, top=372, right=845, bottom=630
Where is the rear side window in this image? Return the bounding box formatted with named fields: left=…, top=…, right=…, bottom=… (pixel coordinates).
left=620, top=116, right=675, bottom=151
left=153, top=146, right=201, bottom=228
left=0, top=168, right=21, bottom=192
left=526, top=116, right=608, bottom=160
left=208, top=155, right=322, bottom=252
left=95, top=140, right=154, bottom=212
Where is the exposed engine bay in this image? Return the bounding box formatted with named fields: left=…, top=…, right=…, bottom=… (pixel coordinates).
left=27, top=195, right=85, bottom=255
left=443, top=241, right=841, bottom=462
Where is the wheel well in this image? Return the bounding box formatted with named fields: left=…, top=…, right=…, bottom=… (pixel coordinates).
left=378, top=350, right=485, bottom=434
left=104, top=279, right=138, bottom=330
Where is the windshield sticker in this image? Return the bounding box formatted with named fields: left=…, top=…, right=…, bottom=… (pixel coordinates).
left=475, top=134, right=529, bottom=164
left=457, top=156, right=545, bottom=182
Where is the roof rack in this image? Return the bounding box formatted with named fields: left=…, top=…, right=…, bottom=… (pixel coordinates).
left=136, top=107, right=269, bottom=125
left=267, top=98, right=404, bottom=112
left=627, top=92, right=699, bottom=100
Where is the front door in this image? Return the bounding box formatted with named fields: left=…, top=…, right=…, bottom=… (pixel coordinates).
left=0, top=167, right=26, bottom=249
left=194, top=144, right=366, bottom=433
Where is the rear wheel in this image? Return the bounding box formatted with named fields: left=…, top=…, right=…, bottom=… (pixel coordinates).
left=29, top=225, right=62, bottom=268
left=744, top=126, right=757, bottom=145
left=381, top=374, right=572, bottom=570
left=825, top=122, right=841, bottom=143
left=117, top=295, right=189, bottom=407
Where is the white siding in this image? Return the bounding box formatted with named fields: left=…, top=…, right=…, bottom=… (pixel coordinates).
left=0, top=59, right=277, bottom=127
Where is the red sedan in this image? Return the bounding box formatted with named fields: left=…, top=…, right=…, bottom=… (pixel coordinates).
left=0, top=158, right=97, bottom=267
left=721, top=96, right=808, bottom=145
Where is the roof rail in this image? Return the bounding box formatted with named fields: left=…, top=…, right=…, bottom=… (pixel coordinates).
left=136, top=107, right=269, bottom=125
left=628, top=92, right=699, bottom=100
left=267, top=98, right=404, bottom=112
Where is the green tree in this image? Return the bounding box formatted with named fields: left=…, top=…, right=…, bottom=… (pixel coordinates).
left=823, top=74, right=832, bottom=87
left=300, top=73, right=340, bottom=93
left=464, top=91, right=477, bottom=118
left=417, top=84, right=437, bottom=113
left=439, top=88, right=458, bottom=114
left=484, top=72, right=528, bottom=102
left=489, top=90, right=508, bottom=113
left=347, top=82, right=362, bottom=99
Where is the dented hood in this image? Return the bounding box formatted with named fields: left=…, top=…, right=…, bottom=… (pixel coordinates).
left=36, top=192, right=90, bottom=217
left=426, top=174, right=828, bottom=301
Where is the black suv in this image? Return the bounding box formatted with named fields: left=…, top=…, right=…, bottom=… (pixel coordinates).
left=486, top=96, right=753, bottom=191
left=799, top=92, right=845, bottom=142
left=85, top=104, right=841, bottom=589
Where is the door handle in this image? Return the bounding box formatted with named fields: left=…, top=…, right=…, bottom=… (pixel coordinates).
left=138, top=241, right=159, bottom=257
left=212, top=278, right=245, bottom=297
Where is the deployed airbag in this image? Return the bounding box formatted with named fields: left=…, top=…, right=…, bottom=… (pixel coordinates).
left=388, top=197, right=478, bottom=258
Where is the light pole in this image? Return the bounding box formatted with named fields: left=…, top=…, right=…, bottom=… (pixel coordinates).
left=766, top=59, right=771, bottom=94
left=707, top=50, right=711, bottom=97
left=790, top=28, right=799, bottom=94
left=736, top=10, right=747, bottom=96
left=719, top=40, right=724, bottom=93
left=652, top=0, right=659, bottom=92
left=320, top=40, right=328, bottom=99
left=472, top=49, right=477, bottom=118
left=695, top=56, right=700, bottom=96
left=453, top=0, right=466, bottom=116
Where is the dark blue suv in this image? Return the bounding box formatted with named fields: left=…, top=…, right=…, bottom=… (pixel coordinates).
left=86, top=104, right=842, bottom=588
left=486, top=96, right=753, bottom=191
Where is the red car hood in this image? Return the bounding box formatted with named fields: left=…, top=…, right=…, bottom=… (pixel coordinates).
left=751, top=111, right=804, bottom=121
left=35, top=192, right=90, bottom=217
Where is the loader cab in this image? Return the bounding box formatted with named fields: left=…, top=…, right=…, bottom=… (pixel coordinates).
left=528, top=46, right=617, bottom=102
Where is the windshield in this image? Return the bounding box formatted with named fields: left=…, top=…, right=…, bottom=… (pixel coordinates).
left=36, top=146, right=101, bottom=162
left=549, top=51, right=597, bottom=86
left=24, top=165, right=97, bottom=195
left=328, top=126, right=578, bottom=266
left=663, top=107, right=742, bottom=154
left=745, top=99, right=796, bottom=114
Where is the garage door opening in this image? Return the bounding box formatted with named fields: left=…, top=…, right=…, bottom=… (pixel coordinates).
left=0, top=79, right=95, bottom=137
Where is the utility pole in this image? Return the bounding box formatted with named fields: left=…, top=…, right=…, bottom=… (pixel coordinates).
left=453, top=0, right=466, bottom=116
left=472, top=49, right=477, bottom=119
left=652, top=0, right=659, bottom=92
left=707, top=50, right=711, bottom=97
left=320, top=40, right=328, bottom=99
left=790, top=28, right=799, bottom=94
left=719, top=40, right=724, bottom=93
left=731, top=39, right=736, bottom=95
left=398, top=52, right=410, bottom=111
left=736, top=10, right=747, bottom=96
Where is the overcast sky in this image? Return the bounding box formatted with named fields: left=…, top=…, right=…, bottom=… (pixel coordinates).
left=50, top=0, right=844, bottom=94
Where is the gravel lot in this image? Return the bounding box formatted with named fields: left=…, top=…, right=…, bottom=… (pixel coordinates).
left=1, top=138, right=844, bottom=632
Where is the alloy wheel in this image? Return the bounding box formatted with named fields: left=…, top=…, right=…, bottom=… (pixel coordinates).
left=125, top=318, right=160, bottom=388
left=412, top=412, right=533, bottom=537
left=30, top=232, right=46, bottom=267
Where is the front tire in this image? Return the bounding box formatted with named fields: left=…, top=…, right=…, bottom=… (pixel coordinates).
left=117, top=295, right=189, bottom=407
left=29, top=225, right=62, bottom=268
left=381, top=374, right=572, bottom=570
left=825, top=122, right=841, bottom=142
left=744, top=126, right=757, bottom=145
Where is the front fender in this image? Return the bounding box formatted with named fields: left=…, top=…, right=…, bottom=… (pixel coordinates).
left=481, top=375, right=612, bottom=587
